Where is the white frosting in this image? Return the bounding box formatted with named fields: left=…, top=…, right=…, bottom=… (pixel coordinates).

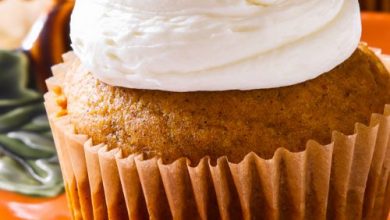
left=70, top=0, right=361, bottom=91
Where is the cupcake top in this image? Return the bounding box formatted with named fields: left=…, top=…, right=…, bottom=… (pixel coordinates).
left=70, top=0, right=361, bottom=91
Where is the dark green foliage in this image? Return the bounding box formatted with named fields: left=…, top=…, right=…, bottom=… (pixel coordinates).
left=0, top=51, right=63, bottom=197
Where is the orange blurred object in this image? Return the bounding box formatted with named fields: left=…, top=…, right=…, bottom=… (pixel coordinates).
left=0, top=190, right=71, bottom=220
left=360, top=0, right=390, bottom=12
left=361, top=12, right=390, bottom=53
left=24, top=0, right=74, bottom=92
left=0, top=12, right=389, bottom=220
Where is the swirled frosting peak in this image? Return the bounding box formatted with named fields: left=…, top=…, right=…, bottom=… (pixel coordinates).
left=70, top=0, right=361, bottom=91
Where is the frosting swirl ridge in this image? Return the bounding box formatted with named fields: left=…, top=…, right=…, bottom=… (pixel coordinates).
left=71, top=0, right=361, bottom=91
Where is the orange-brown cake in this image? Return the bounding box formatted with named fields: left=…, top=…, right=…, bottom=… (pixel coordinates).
left=63, top=45, right=390, bottom=164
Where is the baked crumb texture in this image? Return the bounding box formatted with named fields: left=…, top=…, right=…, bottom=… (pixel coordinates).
left=64, top=45, right=390, bottom=164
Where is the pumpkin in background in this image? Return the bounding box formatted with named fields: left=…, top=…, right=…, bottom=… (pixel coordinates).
left=360, top=0, right=390, bottom=11
left=22, top=0, right=74, bottom=92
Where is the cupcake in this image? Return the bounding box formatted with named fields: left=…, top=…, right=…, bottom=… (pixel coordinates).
left=45, top=0, right=390, bottom=219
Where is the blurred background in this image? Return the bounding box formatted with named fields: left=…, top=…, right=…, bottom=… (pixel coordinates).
left=360, top=0, right=390, bottom=11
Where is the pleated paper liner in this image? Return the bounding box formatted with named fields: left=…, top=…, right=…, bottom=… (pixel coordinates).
left=44, top=52, right=390, bottom=220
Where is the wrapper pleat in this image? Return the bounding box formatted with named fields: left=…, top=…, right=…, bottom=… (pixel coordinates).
left=84, top=141, right=108, bottom=220
left=44, top=52, right=390, bottom=219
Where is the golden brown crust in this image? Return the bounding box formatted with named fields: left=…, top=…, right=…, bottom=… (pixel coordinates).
left=63, top=45, right=390, bottom=164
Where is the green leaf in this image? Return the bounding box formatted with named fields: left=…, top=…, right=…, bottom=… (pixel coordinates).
left=0, top=51, right=41, bottom=108
left=0, top=156, right=63, bottom=197
left=0, top=50, right=63, bottom=197
left=21, top=115, right=51, bottom=132
left=0, top=134, right=53, bottom=159
left=7, top=131, right=55, bottom=154
left=0, top=103, right=45, bottom=133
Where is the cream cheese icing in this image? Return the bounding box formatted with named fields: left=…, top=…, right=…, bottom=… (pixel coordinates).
left=70, top=0, right=361, bottom=91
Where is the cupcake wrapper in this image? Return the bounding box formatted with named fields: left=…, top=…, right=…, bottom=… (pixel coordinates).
left=45, top=52, right=390, bottom=220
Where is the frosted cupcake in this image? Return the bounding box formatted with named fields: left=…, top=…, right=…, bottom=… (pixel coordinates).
left=45, top=0, right=390, bottom=219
